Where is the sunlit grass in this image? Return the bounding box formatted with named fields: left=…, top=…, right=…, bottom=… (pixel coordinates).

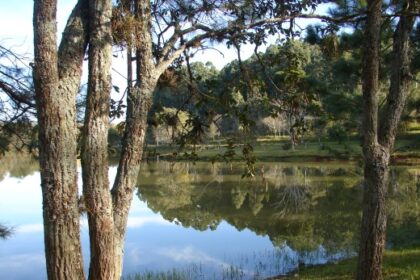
left=278, top=248, right=420, bottom=280
left=124, top=248, right=420, bottom=280
left=143, top=132, right=420, bottom=165
left=124, top=244, right=359, bottom=280
left=124, top=264, right=245, bottom=280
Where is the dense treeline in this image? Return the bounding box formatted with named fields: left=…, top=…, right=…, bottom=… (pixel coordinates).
left=146, top=25, right=420, bottom=147
left=2, top=18, right=419, bottom=153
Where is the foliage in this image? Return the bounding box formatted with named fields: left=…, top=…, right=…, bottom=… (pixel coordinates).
left=327, top=124, right=348, bottom=143
left=137, top=162, right=420, bottom=254
left=0, top=45, right=36, bottom=154
left=0, top=224, right=13, bottom=239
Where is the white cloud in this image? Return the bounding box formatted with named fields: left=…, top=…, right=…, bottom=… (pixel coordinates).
left=17, top=223, right=44, bottom=233
left=127, top=216, right=173, bottom=228
left=158, top=246, right=230, bottom=268
left=0, top=253, right=45, bottom=269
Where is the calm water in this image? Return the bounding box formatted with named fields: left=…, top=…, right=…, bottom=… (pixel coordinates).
left=0, top=160, right=419, bottom=279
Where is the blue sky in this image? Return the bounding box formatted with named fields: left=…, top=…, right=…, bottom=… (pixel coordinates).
left=0, top=0, right=330, bottom=116
left=0, top=0, right=240, bottom=68
left=0, top=1, right=331, bottom=69
left=0, top=0, right=77, bottom=54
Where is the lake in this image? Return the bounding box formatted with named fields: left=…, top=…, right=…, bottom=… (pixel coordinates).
left=0, top=159, right=419, bottom=279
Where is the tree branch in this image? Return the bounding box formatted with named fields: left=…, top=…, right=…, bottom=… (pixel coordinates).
left=159, top=23, right=214, bottom=61
left=378, top=0, right=417, bottom=150
left=360, top=0, right=382, bottom=150
left=58, top=0, right=89, bottom=83
left=154, top=11, right=366, bottom=76
left=0, top=80, right=34, bottom=108
left=0, top=69, right=32, bottom=92
left=155, top=30, right=215, bottom=75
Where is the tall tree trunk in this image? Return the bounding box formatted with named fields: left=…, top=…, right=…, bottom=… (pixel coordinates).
left=357, top=1, right=416, bottom=279
left=111, top=82, right=155, bottom=278
left=111, top=0, right=158, bottom=277
left=378, top=0, right=417, bottom=149
left=357, top=146, right=389, bottom=280
left=357, top=1, right=383, bottom=278
left=33, top=0, right=88, bottom=279
left=81, top=0, right=115, bottom=279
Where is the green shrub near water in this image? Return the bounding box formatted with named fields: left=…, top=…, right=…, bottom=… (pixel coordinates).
left=327, top=125, right=348, bottom=144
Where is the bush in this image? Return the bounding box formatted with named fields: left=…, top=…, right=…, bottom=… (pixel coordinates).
left=327, top=124, right=348, bottom=143
left=282, top=142, right=293, bottom=150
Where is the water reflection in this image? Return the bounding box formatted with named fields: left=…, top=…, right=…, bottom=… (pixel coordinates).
left=0, top=161, right=419, bottom=279
left=0, top=153, right=38, bottom=180
left=137, top=162, right=363, bottom=252
left=136, top=162, right=420, bottom=277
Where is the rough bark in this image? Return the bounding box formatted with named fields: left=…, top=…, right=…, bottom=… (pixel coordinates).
left=33, top=0, right=88, bottom=279
left=357, top=146, right=389, bottom=280
left=81, top=0, right=115, bottom=279
left=58, top=1, right=89, bottom=83
left=357, top=0, right=385, bottom=278
left=378, top=0, right=417, bottom=150
left=111, top=82, right=155, bottom=278
left=357, top=1, right=416, bottom=279
left=111, top=0, right=158, bottom=277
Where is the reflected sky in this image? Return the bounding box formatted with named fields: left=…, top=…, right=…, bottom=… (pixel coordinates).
left=0, top=162, right=419, bottom=279
left=0, top=167, right=278, bottom=279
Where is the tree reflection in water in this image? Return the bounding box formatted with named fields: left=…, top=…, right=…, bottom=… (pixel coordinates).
left=137, top=162, right=420, bottom=253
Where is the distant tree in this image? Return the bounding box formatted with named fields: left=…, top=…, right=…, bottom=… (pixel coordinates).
left=0, top=45, right=36, bottom=154
left=261, top=115, right=286, bottom=137
left=0, top=224, right=13, bottom=239
left=327, top=123, right=348, bottom=143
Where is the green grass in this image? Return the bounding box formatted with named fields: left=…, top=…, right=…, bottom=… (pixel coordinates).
left=147, top=139, right=359, bottom=160
left=144, top=133, right=420, bottom=164
left=124, top=264, right=245, bottom=280
left=124, top=248, right=420, bottom=280
left=277, top=248, right=420, bottom=280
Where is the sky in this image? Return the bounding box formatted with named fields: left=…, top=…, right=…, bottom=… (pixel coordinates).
left=0, top=0, right=331, bottom=66
left=0, top=0, right=331, bottom=103
left=0, top=0, right=255, bottom=69
left=0, top=0, right=255, bottom=102
left=0, top=0, right=76, bottom=54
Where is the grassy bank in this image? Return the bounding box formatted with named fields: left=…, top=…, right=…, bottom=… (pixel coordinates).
left=276, top=248, right=420, bottom=280
left=124, top=248, right=420, bottom=280
left=142, top=134, right=420, bottom=165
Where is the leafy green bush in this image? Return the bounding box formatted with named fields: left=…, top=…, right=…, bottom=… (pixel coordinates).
left=327, top=124, right=348, bottom=143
